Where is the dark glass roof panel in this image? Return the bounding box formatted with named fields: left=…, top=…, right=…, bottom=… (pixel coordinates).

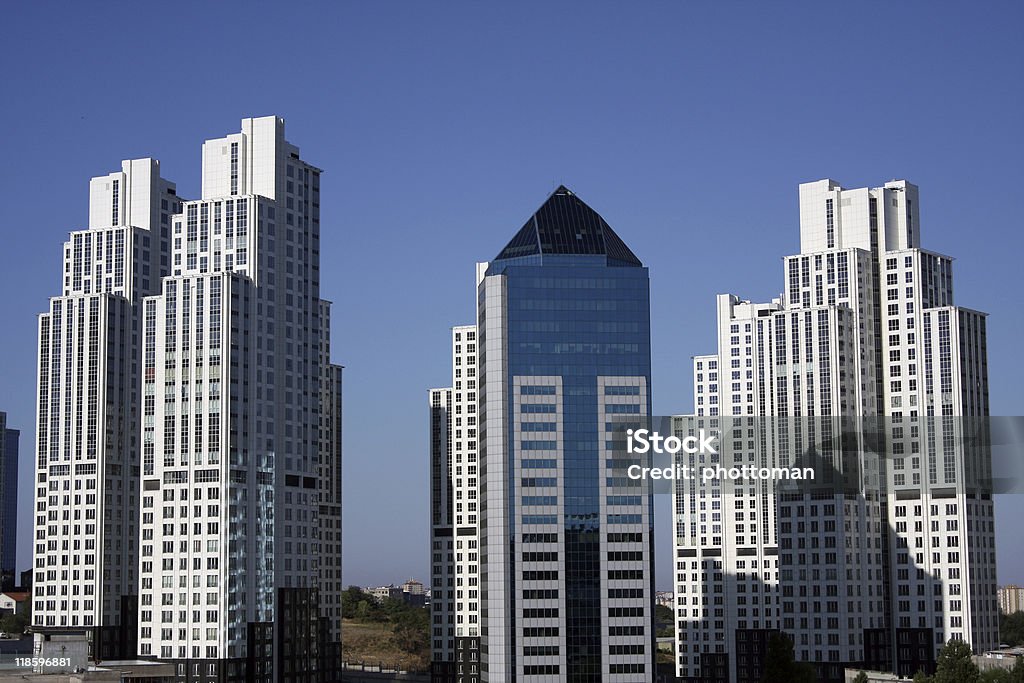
left=493, top=186, right=641, bottom=266
left=494, top=218, right=540, bottom=260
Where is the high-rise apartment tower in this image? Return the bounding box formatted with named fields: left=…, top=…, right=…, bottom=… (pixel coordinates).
left=138, top=116, right=342, bottom=682
left=33, top=158, right=179, bottom=657
left=430, top=324, right=482, bottom=681
left=674, top=179, right=997, bottom=682
left=33, top=118, right=343, bottom=682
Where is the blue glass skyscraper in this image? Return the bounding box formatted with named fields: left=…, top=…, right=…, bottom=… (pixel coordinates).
left=477, top=187, right=654, bottom=682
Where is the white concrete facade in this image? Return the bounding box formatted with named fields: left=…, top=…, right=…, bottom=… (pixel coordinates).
left=675, top=179, right=998, bottom=682
left=136, top=116, right=341, bottom=681
left=430, top=324, right=482, bottom=681
left=33, top=159, right=178, bottom=649
left=32, top=117, right=341, bottom=681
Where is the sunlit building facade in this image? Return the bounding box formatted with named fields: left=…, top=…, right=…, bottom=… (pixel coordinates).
left=430, top=324, right=482, bottom=682
left=33, top=158, right=179, bottom=657
left=138, top=116, right=342, bottom=682
left=674, top=179, right=998, bottom=682
left=32, top=117, right=342, bottom=681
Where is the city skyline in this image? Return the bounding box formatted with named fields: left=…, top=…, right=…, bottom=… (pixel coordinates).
left=6, top=151, right=1015, bottom=680
left=2, top=2, right=1023, bottom=596
left=7, top=158, right=1023, bottom=595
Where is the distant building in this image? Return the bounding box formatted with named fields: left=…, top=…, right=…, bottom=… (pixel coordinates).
left=982, top=646, right=1024, bottom=661
left=655, top=591, right=674, bottom=609
left=364, top=582, right=426, bottom=607
left=0, top=412, right=19, bottom=592
left=976, top=648, right=1024, bottom=678
left=401, top=579, right=426, bottom=607
left=840, top=670, right=903, bottom=683
left=367, top=585, right=403, bottom=603
left=0, top=591, right=29, bottom=616
left=999, top=585, right=1024, bottom=614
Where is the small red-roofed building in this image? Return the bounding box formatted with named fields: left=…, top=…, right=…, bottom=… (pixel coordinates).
left=0, top=591, right=29, bottom=616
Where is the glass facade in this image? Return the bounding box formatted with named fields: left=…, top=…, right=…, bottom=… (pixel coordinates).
left=0, top=417, right=18, bottom=591
left=480, top=186, right=653, bottom=681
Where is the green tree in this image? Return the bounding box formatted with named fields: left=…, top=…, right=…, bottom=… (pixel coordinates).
left=1012, top=657, right=1024, bottom=683
left=795, top=661, right=817, bottom=683
left=341, top=586, right=369, bottom=617
left=913, top=669, right=933, bottom=683
left=381, top=596, right=408, bottom=621
left=933, top=639, right=979, bottom=683
left=356, top=599, right=382, bottom=621
left=762, top=632, right=815, bottom=683
left=654, top=604, right=673, bottom=637
left=980, top=667, right=1011, bottom=683
left=0, top=612, right=27, bottom=635
left=853, top=671, right=869, bottom=683
left=1001, top=612, right=1024, bottom=647
left=762, top=632, right=794, bottom=683
left=391, top=608, right=429, bottom=655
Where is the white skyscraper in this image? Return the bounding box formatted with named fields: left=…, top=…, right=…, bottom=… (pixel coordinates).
left=430, top=324, right=481, bottom=682
left=674, top=179, right=997, bottom=683
left=137, top=116, right=342, bottom=682
left=33, top=117, right=342, bottom=681
left=33, top=159, right=180, bottom=658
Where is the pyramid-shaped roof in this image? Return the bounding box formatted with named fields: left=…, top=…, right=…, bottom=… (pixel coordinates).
left=494, top=186, right=642, bottom=266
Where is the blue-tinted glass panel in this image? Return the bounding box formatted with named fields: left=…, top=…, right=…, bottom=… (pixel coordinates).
left=502, top=259, right=651, bottom=680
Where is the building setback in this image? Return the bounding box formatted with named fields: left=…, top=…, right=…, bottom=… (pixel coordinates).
left=674, top=179, right=998, bottom=683
left=432, top=186, right=656, bottom=682
left=430, top=323, right=482, bottom=682
left=139, top=116, right=342, bottom=682
left=33, top=158, right=179, bottom=658
left=32, top=117, right=342, bottom=682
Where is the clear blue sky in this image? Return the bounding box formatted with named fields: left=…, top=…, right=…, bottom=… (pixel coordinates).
left=1, top=1, right=1021, bottom=591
